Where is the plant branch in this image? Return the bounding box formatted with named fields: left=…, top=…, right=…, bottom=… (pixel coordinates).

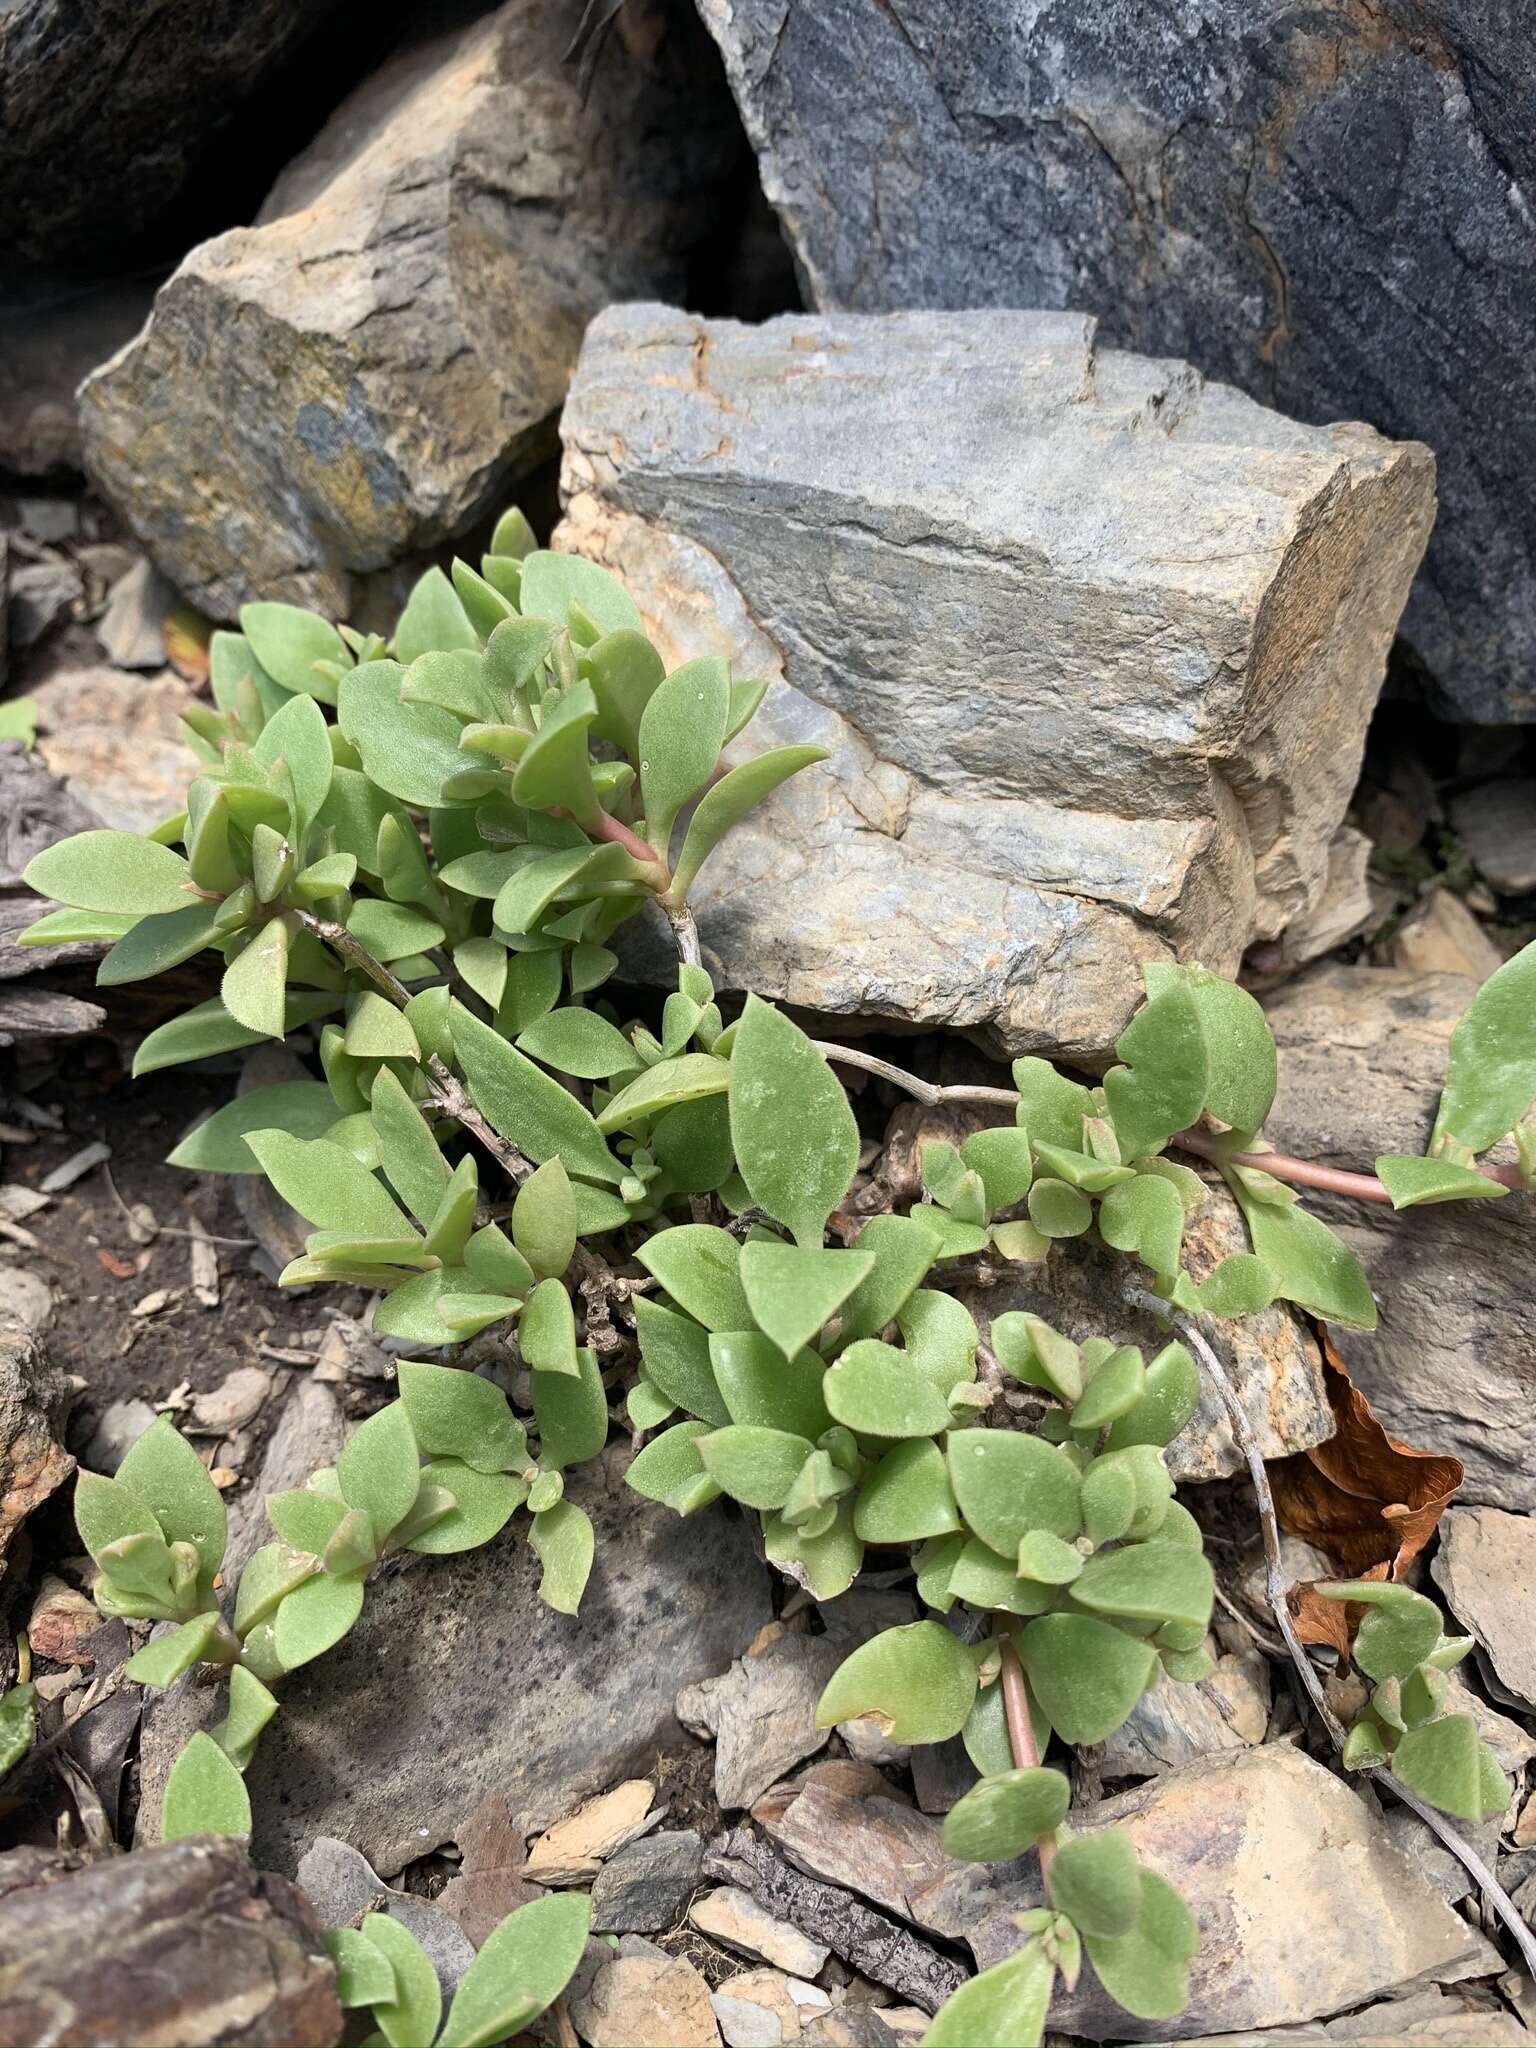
left=993, top=1622, right=1056, bottom=1889
left=810, top=1041, right=1519, bottom=1202
left=1125, top=1286, right=1536, bottom=1978
left=663, top=901, right=702, bottom=969
left=812, top=1042, right=1018, bottom=1108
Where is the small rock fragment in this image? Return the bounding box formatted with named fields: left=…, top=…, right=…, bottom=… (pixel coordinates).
left=568, top=1950, right=720, bottom=2048
left=27, top=1576, right=100, bottom=1667
left=1273, top=826, right=1378, bottom=970
left=295, top=1835, right=385, bottom=1929
left=95, top=558, right=174, bottom=671
left=837, top=1717, right=910, bottom=1769
left=1450, top=780, right=1536, bottom=896
left=8, top=558, right=82, bottom=646
left=691, top=1887, right=831, bottom=1978
left=383, top=1894, right=476, bottom=1999
left=1091, top=1650, right=1270, bottom=1780
left=525, top=1778, right=655, bottom=1885
left=189, top=1365, right=271, bottom=1435
left=438, top=1792, right=543, bottom=1947
left=0, top=1306, right=74, bottom=1566
left=678, top=1631, right=848, bottom=1809
left=590, top=1829, right=703, bottom=1934
left=1389, top=889, right=1504, bottom=981
left=712, top=1969, right=830, bottom=2047
left=1432, top=1508, right=1536, bottom=1709
left=82, top=1397, right=156, bottom=1476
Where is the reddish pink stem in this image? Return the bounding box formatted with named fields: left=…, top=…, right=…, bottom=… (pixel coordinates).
left=1172, top=1128, right=1521, bottom=1204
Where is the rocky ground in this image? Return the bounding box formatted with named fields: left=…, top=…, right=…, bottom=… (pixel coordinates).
left=3, top=0, right=1536, bottom=2040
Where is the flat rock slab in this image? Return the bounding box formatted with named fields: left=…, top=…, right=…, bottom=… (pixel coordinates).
left=757, top=1744, right=1494, bottom=2040
left=246, top=1446, right=770, bottom=1875
left=695, top=0, right=1533, bottom=723
left=1263, top=966, right=1536, bottom=1509
left=1432, top=1507, right=1536, bottom=1708
left=559, top=303, right=1431, bottom=1058
left=80, top=0, right=741, bottom=618
left=678, top=1629, right=849, bottom=1809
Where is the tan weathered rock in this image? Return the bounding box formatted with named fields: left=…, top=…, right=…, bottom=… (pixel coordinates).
left=758, top=1745, right=1495, bottom=2040
left=1450, top=780, right=1536, bottom=896
left=1431, top=1507, right=1536, bottom=1708
left=80, top=0, right=741, bottom=619
left=0, top=1304, right=73, bottom=1580
left=1390, top=889, right=1504, bottom=981
left=30, top=665, right=201, bottom=833
left=1269, top=827, right=1378, bottom=972
left=711, top=1969, right=830, bottom=2048
left=569, top=1951, right=720, bottom=2048
left=1185, top=1982, right=1533, bottom=2043
left=525, top=1778, right=654, bottom=1885
left=558, top=302, right=1433, bottom=1059
left=1263, top=966, right=1536, bottom=1509
left=691, top=1886, right=831, bottom=1978
left=956, top=1183, right=1332, bottom=1478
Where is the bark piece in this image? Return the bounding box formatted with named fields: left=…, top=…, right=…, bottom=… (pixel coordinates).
left=558, top=302, right=1432, bottom=1058
left=0, top=1835, right=341, bottom=2046
left=0, top=1303, right=73, bottom=1576
left=704, top=1830, right=965, bottom=2017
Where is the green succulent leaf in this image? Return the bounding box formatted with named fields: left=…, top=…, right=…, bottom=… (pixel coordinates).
left=116, top=1415, right=227, bottom=1594
left=0, top=1684, right=36, bottom=1781
left=531, top=1346, right=609, bottom=1471
left=240, top=602, right=347, bottom=697
left=596, top=1053, right=729, bottom=1133
left=670, top=744, right=828, bottom=899
left=626, top=1420, right=723, bottom=1516
left=1144, top=962, right=1276, bottom=1135
left=340, top=663, right=468, bottom=808
left=212, top=1665, right=280, bottom=1770
left=527, top=1499, right=594, bottom=1616
left=729, top=996, right=859, bottom=1249
left=1071, top=1345, right=1147, bottom=1431
left=97, top=901, right=224, bottom=987
left=517, top=1008, right=639, bottom=1083
left=1103, top=981, right=1208, bottom=1162
left=1432, top=938, right=1536, bottom=1152
left=838, top=1215, right=942, bottom=1343
left=1374, top=1154, right=1508, bottom=1208
left=1230, top=1180, right=1377, bottom=1330
left=512, top=1158, right=578, bottom=1281
left=161, top=1730, right=252, bottom=1842
left=948, top=1430, right=1081, bottom=1552
left=123, top=1611, right=231, bottom=1688
left=854, top=1440, right=962, bottom=1544
left=397, top=1363, right=527, bottom=1473
left=1103, top=1342, right=1200, bottom=1453
left=357, top=1911, right=443, bottom=2048
left=824, top=1338, right=953, bottom=1439
left=1098, top=1174, right=1185, bottom=1282
left=1018, top=1615, right=1159, bottom=1745
left=1080, top=1869, right=1200, bottom=2022
left=1392, top=1714, right=1509, bottom=1822
left=815, top=1621, right=979, bottom=1745
left=636, top=1224, right=751, bottom=1331
left=696, top=1425, right=816, bottom=1509
left=941, top=1767, right=1070, bottom=1863
left=638, top=656, right=730, bottom=850
left=438, top=1894, right=592, bottom=2048
left=324, top=1927, right=398, bottom=2011
left=632, top=1297, right=730, bottom=1426
left=25, top=829, right=196, bottom=917
left=450, top=1004, right=622, bottom=1184
left=710, top=1330, right=831, bottom=1439
left=920, top=1941, right=1053, bottom=2048
left=272, top=1570, right=366, bottom=1669
left=338, top=1402, right=422, bottom=1543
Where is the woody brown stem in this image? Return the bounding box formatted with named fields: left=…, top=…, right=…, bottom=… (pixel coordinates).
left=994, top=1623, right=1056, bottom=1889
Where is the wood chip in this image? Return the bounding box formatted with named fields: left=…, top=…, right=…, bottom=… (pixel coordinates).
left=188, top=1219, right=219, bottom=1309
left=0, top=1185, right=49, bottom=1222
left=39, top=1141, right=111, bottom=1193
left=130, top=1289, right=174, bottom=1319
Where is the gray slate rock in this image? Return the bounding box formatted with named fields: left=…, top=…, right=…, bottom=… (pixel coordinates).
left=1431, top=1507, right=1536, bottom=1708
left=246, top=1445, right=770, bottom=1874
left=1263, top=965, right=1536, bottom=1508
left=696, top=0, right=1534, bottom=723
left=590, top=1830, right=705, bottom=1934
left=96, top=559, right=175, bottom=671
left=1450, top=779, right=1536, bottom=894
left=558, top=303, right=1432, bottom=1058
left=677, top=1629, right=849, bottom=1810
left=0, top=1, right=340, bottom=263
left=80, top=0, right=743, bottom=618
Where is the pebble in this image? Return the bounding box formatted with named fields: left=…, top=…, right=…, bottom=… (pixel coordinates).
left=691, top=1886, right=831, bottom=1978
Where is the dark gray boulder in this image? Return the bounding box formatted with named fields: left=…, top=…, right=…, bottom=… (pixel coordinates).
left=697, top=0, right=1536, bottom=722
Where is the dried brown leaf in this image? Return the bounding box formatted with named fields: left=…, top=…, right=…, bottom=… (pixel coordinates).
left=1273, top=1330, right=1463, bottom=1651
